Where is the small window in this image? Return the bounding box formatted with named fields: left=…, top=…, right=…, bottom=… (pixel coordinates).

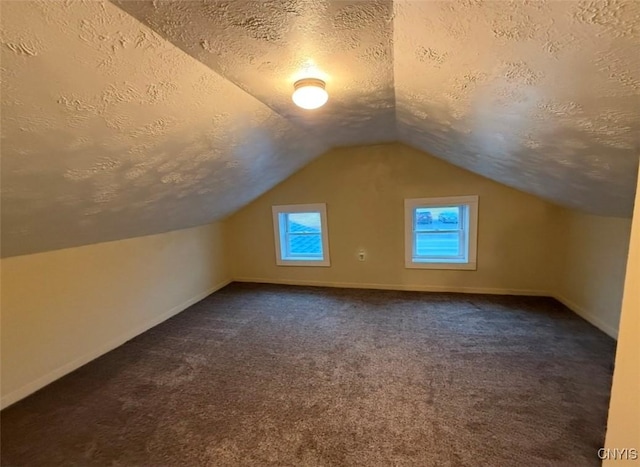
left=272, top=203, right=330, bottom=266
left=405, top=196, right=478, bottom=270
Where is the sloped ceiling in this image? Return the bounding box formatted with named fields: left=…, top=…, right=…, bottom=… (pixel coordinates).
left=395, top=0, right=639, bottom=215
left=115, top=0, right=397, bottom=148
left=1, top=0, right=639, bottom=257
left=0, top=0, right=328, bottom=257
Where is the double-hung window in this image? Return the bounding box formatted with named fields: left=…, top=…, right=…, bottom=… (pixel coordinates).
left=404, top=195, right=478, bottom=270
left=272, top=203, right=330, bottom=266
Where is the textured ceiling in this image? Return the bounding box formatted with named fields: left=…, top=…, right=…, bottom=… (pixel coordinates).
left=1, top=0, right=639, bottom=257
left=115, top=0, right=397, bottom=148
left=395, top=0, right=640, bottom=216
left=0, top=1, right=328, bottom=257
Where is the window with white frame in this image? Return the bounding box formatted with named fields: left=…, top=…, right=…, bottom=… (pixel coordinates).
left=404, top=195, right=478, bottom=270
left=272, top=203, right=330, bottom=266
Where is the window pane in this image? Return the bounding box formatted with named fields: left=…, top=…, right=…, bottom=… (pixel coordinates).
left=284, top=212, right=323, bottom=258
left=415, top=208, right=433, bottom=228
left=287, top=233, right=323, bottom=257
left=416, top=206, right=460, bottom=231
left=415, top=232, right=461, bottom=257
left=287, top=212, right=321, bottom=233
left=405, top=196, right=477, bottom=269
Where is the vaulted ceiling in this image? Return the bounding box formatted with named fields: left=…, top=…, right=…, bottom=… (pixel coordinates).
left=2, top=0, right=639, bottom=257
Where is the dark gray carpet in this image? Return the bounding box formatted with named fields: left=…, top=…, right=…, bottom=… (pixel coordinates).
left=1, top=283, right=615, bottom=466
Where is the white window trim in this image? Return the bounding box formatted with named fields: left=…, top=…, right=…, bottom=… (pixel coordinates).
left=404, top=195, right=479, bottom=270
left=272, top=203, right=331, bottom=267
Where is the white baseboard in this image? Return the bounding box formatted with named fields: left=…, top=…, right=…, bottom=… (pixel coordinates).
left=553, top=293, right=619, bottom=339
left=1, top=278, right=232, bottom=410
left=233, top=277, right=550, bottom=297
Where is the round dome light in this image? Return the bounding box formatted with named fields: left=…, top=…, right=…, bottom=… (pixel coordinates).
left=292, top=78, right=328, bottom=110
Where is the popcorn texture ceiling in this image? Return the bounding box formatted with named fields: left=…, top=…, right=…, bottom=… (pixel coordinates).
left=395, top=0, right=639, bottom=216
left=1, top=0, right=639, bottom=257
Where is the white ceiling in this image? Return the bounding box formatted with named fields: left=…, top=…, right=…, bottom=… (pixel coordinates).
left=1, top=0, right=639, bottom=257
left=395, top=0, right=639, bottom=215
left=115, top=0, right=397, bottom=148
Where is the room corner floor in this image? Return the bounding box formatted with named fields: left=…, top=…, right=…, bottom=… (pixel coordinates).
left=1, top=283, right=615, bottom=466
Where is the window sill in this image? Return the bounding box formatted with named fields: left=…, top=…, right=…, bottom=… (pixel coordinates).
left=405, top=261, right=477, bottom=271
left=276, top=259, right=331, bottom=267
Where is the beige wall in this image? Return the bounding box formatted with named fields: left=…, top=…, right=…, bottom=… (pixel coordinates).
left=604, top=169, right=640, bottom=465
left=228, top=143, right=563, bottom=294
left=0, top=221, right=230, bottom=408
left=555, top=211, right=631, bottom=338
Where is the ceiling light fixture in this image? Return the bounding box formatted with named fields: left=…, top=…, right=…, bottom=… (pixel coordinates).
left=292, top=78, right=328, bottom=110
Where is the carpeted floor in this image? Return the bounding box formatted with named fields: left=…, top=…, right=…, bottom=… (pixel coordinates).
left=1, top=283, right=615, bottom=466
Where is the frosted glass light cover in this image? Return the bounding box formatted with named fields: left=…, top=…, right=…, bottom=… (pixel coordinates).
left=292, top=79, right=328, bottom=110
